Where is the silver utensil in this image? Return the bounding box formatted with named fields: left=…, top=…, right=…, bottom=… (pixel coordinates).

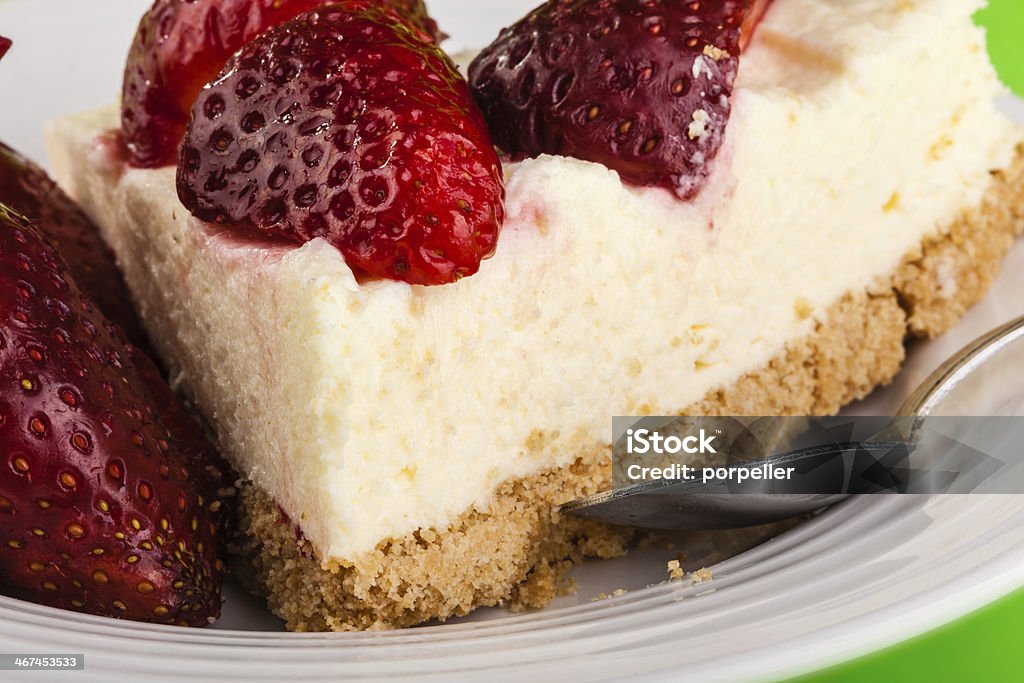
left=562, top=314, right=1024, bottom=530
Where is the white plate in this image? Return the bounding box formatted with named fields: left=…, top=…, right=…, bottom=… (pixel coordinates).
left=1, top=1, right=1024, bottom=681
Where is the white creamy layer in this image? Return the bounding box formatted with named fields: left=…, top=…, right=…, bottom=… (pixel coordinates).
left=47, top=0, right=1020, bottom=562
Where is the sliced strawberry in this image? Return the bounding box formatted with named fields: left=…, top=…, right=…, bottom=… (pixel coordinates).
left=469, top=0, right=766, bottom=199
left=121, top=0, right=441, bottom=168
left=0, top=205, right=224, bottom=625
left=176, top=3, right=504, bottom=286
left=0, top=143, right=147, bottom=348
left=0, top=36, right=11, bottom=61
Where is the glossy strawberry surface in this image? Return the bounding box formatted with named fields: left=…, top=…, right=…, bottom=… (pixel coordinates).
left=122, top=344, right=235, bottom=551
left=121, top=0, right=441, bottom=168
left=0, top=143, right=146, bottom=348
left=0, top=205, right=225, bottom=625
left=177, top=3, right=504, bottom=285
left=469, top=0, right=767, bottom=199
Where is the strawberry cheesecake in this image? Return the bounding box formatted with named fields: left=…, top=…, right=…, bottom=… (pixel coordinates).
left=45, top=0, right=1024, bottom=630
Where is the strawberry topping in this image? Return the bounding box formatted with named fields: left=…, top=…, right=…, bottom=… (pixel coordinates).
left=121, top=0, right=441, bottom=168
left=0, top=205, right=225, bottom=625
left=469, top=0, right=769, bottom=199
left=177, top=3, right=504, bottom=286
left=0, top=36, right=10, bottom=61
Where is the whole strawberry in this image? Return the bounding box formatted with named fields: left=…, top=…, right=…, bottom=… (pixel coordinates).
left=0, top=142, right=147, bottom=347
left=122, top=0, right=442, bottom=168
left=469, top=0, right=768, bottom=199
left=177, top=3, right=504, bottom=286
left=0, top=205, right=224, bottom=625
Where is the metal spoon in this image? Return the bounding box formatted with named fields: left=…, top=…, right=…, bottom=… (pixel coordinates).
left=562, top=314, right=1024, bottom=530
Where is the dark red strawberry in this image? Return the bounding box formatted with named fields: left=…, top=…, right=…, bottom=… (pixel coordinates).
left=121, top=0, right=442, bottom=168
left=0, top=205, right=224, bottom=625
left=469, top=0, right=769, bottom=199
left=0, top=143, right=147, bottom=348
left=176, top=4, right=504, bottom=286
left=0, top=36, right=10, bottom=61
left=123, top=343, right=235, bottom=548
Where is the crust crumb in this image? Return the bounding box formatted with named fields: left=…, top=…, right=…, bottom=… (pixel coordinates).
left=691, top=567, right=714, bottom=584
left=702, top=44, right=731, bottom=61
left=592, top=588, right=628, bottom=602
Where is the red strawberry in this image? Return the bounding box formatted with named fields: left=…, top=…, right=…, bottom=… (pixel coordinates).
left=176, top=3, right=505, bottom=286
left=123, top=343, right=235, bottom=548
left=0, top=36, right=10, bottom=61
left=0, top=143, right=147, bottom=348
left=469, top=0, right=769, bottom=199
left=0, top=205, right=224, bottom=625
left=121, top=0, right=442, bottom=168
left=382, top=0, right=442, bottom=39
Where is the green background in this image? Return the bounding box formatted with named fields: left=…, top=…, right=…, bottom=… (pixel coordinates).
left=792, top=587, right=1024, bottom=682
left=976, top=0, right=1024, bottom=97
left=791, top=3, right=1023, bottom=682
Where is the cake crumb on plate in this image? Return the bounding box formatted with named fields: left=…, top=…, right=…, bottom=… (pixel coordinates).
left=691, top=568, right=714, bottom=584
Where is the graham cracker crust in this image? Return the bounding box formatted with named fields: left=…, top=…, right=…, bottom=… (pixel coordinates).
left=232, top=145, right=1024, bottom=632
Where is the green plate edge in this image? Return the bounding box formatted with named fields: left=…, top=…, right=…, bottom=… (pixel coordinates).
left=788, top=584, right=1024, bottom=683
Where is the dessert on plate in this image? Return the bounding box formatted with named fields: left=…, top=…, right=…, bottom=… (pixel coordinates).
left=45, top=0, right=1024, bottom=630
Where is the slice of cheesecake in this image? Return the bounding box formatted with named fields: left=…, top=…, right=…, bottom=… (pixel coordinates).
left=47, top=0, right=1024, bottom=630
